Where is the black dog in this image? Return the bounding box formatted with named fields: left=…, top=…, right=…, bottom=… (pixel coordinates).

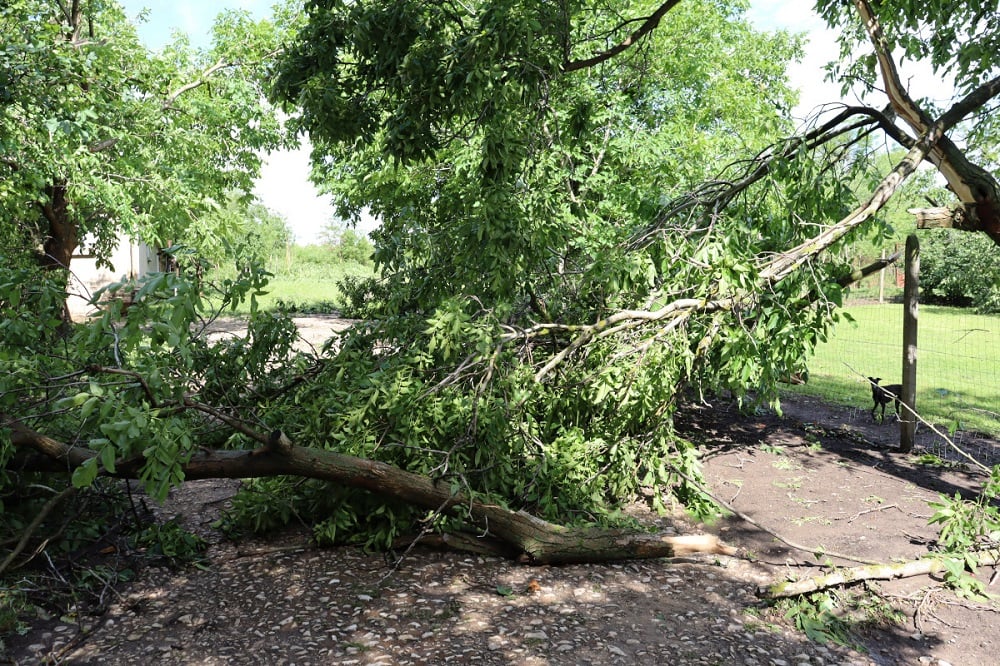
left=868, top=377, right=902, bottom=423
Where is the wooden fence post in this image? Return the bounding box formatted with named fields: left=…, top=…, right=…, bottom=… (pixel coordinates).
left=899, top=234, right=919, bottom=452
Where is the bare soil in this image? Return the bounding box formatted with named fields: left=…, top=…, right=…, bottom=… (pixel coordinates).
left=7, top=318, right=999, bottom=665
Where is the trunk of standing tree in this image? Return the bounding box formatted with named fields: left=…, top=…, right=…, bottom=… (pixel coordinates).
left=37, top=181, right=77, bottom=325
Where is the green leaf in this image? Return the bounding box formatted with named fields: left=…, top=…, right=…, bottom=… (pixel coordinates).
left=71, top=459, right=99, bottom=488
left=100, top=444, right=117, bottom=473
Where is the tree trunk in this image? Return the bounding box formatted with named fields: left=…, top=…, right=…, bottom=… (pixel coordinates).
left=39, top=181, right=77, bottom=272
left=8, top=423, right=736, bottom=565
left=36, top=180, right=77, bottom=324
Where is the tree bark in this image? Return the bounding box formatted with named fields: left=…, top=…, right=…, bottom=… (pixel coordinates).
left=758, top=549, right=1000, bottom=599
left=8, top=422, right=736, bottom=565
left=855, top=0, right=1000, bottom=246
left=38, top=180, right=77, bottom=272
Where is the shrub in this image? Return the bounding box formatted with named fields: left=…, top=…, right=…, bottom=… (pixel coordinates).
left=919, top=229, right=1000, bottom=313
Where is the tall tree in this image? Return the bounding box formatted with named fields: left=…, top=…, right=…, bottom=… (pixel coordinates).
left=0, top=0, right=289, bottom=308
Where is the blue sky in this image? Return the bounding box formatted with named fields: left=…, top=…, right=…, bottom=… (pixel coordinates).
left=118, top=1, right=845, bottom=244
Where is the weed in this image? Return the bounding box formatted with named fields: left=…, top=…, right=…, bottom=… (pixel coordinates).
left=772, top=457, right=799, bottom=471
left=773, top=476, right=804, bottom=490
left=760, top=443, right=786, bottom=455
left=134, top=520, right=208, bottom=569
left=912, top=453, right=962, bottom=469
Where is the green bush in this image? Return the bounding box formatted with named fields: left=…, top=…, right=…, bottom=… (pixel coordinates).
left=920, top=229, right=1000, bottom=313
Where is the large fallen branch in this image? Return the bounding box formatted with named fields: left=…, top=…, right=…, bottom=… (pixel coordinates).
left=9, top=422, right=735, bottom=565
left=759, top=549, right=1000, bottom=599
left=855, top=0, right=1000, bottom=245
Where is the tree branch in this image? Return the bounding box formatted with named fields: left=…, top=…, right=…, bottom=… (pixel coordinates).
left=9, top=423, right=736, bottom=565
left=562, top=0, right=681, bottom=72
left=164, top=59, right=233, bottom=109
left=854, top=0, right=1000, bottom=245
left=758, top=550, right=1000, bottom=599
left=0, top=485, right=78, bottom=575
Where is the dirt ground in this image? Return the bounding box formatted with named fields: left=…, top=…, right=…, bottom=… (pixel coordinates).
left=7, top=318, right=1000, bottom=665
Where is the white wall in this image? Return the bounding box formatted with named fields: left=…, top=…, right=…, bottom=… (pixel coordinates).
left=67, top=238, right=162, bottom=320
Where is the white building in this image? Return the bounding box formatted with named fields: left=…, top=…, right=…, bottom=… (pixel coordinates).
left=67, top=238, right=166, bottom=320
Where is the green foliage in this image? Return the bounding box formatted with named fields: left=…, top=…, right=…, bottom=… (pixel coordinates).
left=919, top=229, right=1000, bottom=313
left=816, top=0, right=1000, bottom=163
left=319, top=220, right=375, bottom=266
left=185, top=191, right=292, bottom=273
left=0, top=0, right=289, bottom=298
left=0, top=589, right=30, bottom=641
left=780, top=591, right=857, bottom=647
left=926, top=468, right=1000, bottom=599
left=215, top=0, right=872, bottom=543
left=134, top=520, right=208, bottom=568
left=202, top=243, right=375, bottom=314
left=1, top=263, right=295, bottom=502
left=9, top=0, right=998, bottom=568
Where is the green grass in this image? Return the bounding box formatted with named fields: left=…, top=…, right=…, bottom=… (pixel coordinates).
left=207, top=255, right=373, bottom=314
left=784, top=303, right=1000, bottom=437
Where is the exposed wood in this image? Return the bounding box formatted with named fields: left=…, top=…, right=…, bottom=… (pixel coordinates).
left=899, top=235, right=919, bottom=452
left=8, top=422, right=736, bottom=566
left=909, top=204, right=977, bottom=231
left=854, top=0, right=1000, bottom=246
left=758, top=549, right=1000, bottom=599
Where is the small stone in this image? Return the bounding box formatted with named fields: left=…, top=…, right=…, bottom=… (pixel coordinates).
left=488, top=635, right=506, bottom=650
left=357, top=594, right=373, bottom=602
left=608, top=646, right=627, bottom=657
left=524, top=631, right=548, bottom=641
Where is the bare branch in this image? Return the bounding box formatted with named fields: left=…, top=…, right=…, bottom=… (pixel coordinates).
left=562, top=0, right=681, bottom=72
left=759, top=550, right=1000, bottom=599
left=164, top=59, right=232, bottom=108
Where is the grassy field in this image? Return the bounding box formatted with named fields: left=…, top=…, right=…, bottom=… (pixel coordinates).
left=784, top=302, right=1000, bottom=437
left=208, top=248, right=373, bottom=314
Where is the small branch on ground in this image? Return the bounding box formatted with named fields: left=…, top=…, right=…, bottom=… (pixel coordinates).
left=758, top=549, right=1000, bottom=599
left=0, top=485, right=78, bottom=575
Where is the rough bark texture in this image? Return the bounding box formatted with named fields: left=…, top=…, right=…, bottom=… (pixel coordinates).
left=8, top=423, right=736, bottom=565
left=38, top=181, right=76, bottom=272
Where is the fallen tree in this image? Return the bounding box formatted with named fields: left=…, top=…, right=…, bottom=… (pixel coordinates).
left=8, top=421, right=734, bottom=565
left=4, top=0, right=1000, bottom=594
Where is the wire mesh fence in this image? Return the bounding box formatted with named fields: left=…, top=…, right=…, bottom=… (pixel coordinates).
left=801, top=300, right=1000, bottom=463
